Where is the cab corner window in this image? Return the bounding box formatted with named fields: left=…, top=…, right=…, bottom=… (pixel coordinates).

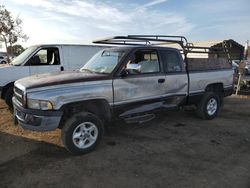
left=30, top=48, right=60, bottom=66
left=162, top=50, right=182, bottom=73
left=126, top=50, right=160, bottom=75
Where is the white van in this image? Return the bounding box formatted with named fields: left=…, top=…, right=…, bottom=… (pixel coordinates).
left=0, top=44, right=106, bottom=108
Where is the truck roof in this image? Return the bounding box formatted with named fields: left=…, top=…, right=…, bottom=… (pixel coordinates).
left=30, top=44, right=179, bottom=51
left=105, top=45, right=180, bottom=51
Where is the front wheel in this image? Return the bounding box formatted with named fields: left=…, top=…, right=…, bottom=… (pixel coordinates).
left=4, top=86, right=14, bottom=110
left=61, top=112, right=104, bottom=155
left=196, top=92, right=221, bottom=120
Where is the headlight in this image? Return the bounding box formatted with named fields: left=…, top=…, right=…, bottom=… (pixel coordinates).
left=27, top=99, right=53, bottom=110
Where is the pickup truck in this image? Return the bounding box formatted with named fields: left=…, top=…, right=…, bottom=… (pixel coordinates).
left=0, top=44, right=106, bottom=108
left=13, top=35, right=234, bottom=155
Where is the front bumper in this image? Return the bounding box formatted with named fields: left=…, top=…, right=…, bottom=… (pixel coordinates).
left=13, top=97, right=63, bottom=132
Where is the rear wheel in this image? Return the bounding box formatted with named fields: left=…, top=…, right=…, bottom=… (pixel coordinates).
left=196, top=92, right=221, bottom=120
left=61, top=112, right=104, bottom=155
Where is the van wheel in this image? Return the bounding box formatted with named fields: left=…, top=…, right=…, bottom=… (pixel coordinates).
left=61, top=112, right=104, bottom=155
left=196, top=92, right=221, bottom=120
left=4, top=86, right=14, bottom=110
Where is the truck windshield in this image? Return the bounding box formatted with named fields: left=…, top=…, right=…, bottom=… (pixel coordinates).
left=80, top=50, right=126, bottom=74
left=11, top=46, right=37, bottom=66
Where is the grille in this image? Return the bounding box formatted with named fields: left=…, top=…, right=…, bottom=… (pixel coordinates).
left=14, top=86, right=24, bottom=106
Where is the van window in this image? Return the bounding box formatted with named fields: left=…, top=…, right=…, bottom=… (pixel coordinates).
left=30, top=47, right=60, bottom=66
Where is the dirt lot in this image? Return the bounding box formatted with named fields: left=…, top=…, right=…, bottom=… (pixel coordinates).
left=1, top=96, right=250, bottom=188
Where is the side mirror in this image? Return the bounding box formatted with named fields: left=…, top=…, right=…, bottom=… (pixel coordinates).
left=126, top=63, right=141, bottom=72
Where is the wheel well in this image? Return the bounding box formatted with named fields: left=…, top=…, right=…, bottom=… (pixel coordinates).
left=58, top=99, right=112, bottom=129
left=1, top=82, right=14, bottom=99
left=205, top=83, right=224, bottom=96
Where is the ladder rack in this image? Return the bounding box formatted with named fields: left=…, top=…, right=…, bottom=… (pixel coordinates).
left=93, top=35, right=229, bottom=55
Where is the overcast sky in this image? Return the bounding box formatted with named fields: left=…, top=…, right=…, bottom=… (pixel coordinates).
left=1, top=0, right=250, bottom=49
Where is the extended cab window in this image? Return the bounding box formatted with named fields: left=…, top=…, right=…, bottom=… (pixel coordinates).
left=29, top=48, right=60, bottom=66
left=126, top=50, right=160, bottom=74
left=162, top=50, right=182, bottom=72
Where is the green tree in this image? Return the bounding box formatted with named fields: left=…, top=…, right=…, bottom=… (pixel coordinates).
left=0, top=5, right=28, bottom=62
left=7, top=44, right=25, bottom=57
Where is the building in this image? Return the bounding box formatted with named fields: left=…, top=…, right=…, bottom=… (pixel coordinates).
left=192, top=40, right=244, bottom=60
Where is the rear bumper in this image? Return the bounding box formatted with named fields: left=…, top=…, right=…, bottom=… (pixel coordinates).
left=13, top=97, right=63, bottom=132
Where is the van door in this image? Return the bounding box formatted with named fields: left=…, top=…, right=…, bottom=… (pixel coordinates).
left=28, top=47, right=63, bottom=75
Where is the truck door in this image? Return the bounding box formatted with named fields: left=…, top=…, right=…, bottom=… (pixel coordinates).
left=28, top=47, right=63, bottom=75
left=113, top=49, right=168, bottom=117
left=159, top=49, right=188, bottom=104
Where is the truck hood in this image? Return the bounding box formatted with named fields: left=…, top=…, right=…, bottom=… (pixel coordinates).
left=15, top=71, right=110, bottom=89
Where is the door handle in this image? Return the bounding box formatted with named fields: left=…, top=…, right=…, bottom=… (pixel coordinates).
left=60, top=66, right=64, bottom=71
left=158, top=79, right=165, bottom=83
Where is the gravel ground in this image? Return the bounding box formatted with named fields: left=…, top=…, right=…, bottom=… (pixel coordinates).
left=0, top=95, right=250, bottom=188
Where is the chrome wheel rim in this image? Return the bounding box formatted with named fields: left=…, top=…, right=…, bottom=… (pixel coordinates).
left=72, top=122, right=98, bottom=149
left=206, top=98, right=218, bottom=116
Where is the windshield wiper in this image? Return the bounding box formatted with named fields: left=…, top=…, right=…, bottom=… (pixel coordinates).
left=81, top=68, right=109, bottom=75
left=9, top=61, right=21, bottom=66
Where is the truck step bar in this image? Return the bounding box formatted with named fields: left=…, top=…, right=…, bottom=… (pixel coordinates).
left=124, top=113, right=156, bottom=124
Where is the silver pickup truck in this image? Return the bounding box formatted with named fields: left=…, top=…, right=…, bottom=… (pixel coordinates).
left=13, top=35, right=234, bottom=155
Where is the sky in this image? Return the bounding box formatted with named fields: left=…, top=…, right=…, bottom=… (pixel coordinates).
left=1, top=0, right=250, bottom=50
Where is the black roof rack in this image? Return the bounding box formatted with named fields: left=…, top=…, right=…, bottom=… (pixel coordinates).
left=93, top=35, right=188, bottom=47
left=93, top=35, right=228, bottom=55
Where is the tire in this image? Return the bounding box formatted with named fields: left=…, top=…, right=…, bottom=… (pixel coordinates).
left=61, top=112, right=104, bottom=155
left=4, top=86, right=14, bottom=110
left=196, top=92, right=221, bottom=120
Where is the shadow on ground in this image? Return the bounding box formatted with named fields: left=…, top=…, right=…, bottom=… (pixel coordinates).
left=0, top=132, right=70, bottom=186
